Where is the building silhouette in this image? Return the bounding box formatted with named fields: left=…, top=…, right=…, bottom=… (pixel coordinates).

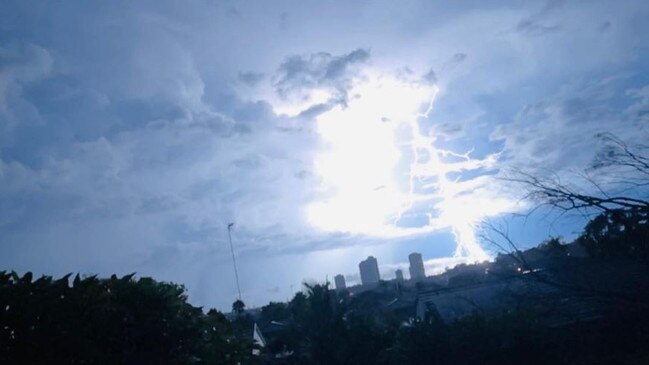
left=409, top=252, right=426, bottom=281
left=359, top=256, right=380, bottom=285
left=395, top=269, right=404, bottom=282
left=334, top=274, right=346, bottom=290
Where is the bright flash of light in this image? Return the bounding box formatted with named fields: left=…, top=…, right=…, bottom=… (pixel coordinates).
left=297, top=72, right=510, bottom=262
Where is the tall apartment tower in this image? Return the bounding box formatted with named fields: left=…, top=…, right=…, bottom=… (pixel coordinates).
left=409, top=252, right=426, bottom=281
left=359, top=256, right=381, bottom=285
left=395, top=269, right=404, bottom=282
left=334, top=274, right=346, bottom=290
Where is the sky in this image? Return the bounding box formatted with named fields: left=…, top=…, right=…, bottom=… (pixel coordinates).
left=1, top=0, right=648, bottom=310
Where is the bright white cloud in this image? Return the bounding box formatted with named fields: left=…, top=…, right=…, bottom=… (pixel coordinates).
left=261, top=70, right=515, bottom=262
left=307, top=75, right=428, bottom=235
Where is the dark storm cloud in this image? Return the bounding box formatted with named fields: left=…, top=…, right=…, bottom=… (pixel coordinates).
left=1, top=0, right=649, bottom=310
left=273, top=48, right=370, bottom=103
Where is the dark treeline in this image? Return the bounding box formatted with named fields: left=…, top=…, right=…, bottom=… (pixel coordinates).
left=2, top=208, right=648, bottom=364
left=257, top=288, right=649, bottom=365
left=0, top=272, right=257, bottom=364
left=249, top=208, right=649, bottom=365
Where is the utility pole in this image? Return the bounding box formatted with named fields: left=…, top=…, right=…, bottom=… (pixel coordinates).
left=227, top=222, right=242, bottom=301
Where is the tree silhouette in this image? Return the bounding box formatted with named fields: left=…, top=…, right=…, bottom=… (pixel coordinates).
left=577, top=208, right=649, bottom=260
left=232, top=299, right=246, bottom=314
left=507, top=133, right=649, bottom=215
left=0, top=271, right=254, bottom=364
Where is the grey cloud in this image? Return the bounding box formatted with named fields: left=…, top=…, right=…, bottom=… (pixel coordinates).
left=294, top=170, right=311, bottom=180
left=2, top=0, right=649, bottom=310
left=422, top=68, right=437, bottom=84
left=273, top=48, right=370, bottom=104
left=516, top=0, right=563, bottom=36
left=624, top=86, right=649, bottom=127
left=323, top=49, right=369, bottom=79
left=232, top=100, right=274, bottom=124
left=0, top=43, right=53, bottom=140
left=434, top=122, right=464, bottom=139
left=296, top=101, right=335, bottom=119
left=428, top=53, right=467, bottom=83
left=451, top=53, right=467, bottom=64
left=0, top=103, right=324, bottom=269
left=517, top=21, right=560, bottom=36
left=226, top=6, right=241, bottom=18
left=233, top=155, right=263, bottom=169
left=238, top=71, right=265, bottom=87
left=491, top=77, right=648, bottom=175
left=0, top=43, right=53, bottom=88
left=598, top=21, right=612, bottom=32
left=279, top=12, right=290, bottom=30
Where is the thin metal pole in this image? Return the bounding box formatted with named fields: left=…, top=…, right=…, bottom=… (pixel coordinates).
left=227, top=223, right=242, bottom=301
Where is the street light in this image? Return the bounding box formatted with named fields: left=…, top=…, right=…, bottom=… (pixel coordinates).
left=227, top=222, right=242, bottom=301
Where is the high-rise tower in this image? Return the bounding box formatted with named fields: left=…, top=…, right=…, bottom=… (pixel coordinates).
left=334, top=274, right=346, bottom=290
left=359, top=256, right=380, bottom=285
left=395, top=269, right=404, bottom=282
left=409, top=252, right=426, bottom=281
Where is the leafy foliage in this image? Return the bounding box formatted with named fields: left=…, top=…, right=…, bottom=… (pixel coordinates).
left=254, top=282, right=649, bottom=365
left=232, top=299, right=246, bottom=314
left=577, top=209, right=649, bottom=260
left=0, top=272, right=255, bottom=364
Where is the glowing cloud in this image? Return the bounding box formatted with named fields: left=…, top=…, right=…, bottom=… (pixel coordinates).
left=308, top=75, right=429, bottom=235
left=277, top=70, right=512, bottom=262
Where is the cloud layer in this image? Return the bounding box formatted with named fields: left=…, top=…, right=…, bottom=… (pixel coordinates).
left=1, top=0, right=648, bottom=309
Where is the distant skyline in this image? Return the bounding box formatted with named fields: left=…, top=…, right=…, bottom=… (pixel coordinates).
left=337, top=251, right=430, bottom=288
left=1, top=0, right=649, bottom=310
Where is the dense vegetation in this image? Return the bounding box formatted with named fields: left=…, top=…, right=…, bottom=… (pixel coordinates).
left=2, top=208, right=648, bottom=364
left=250, top=217, right=649, bottom=365
left=255, top=280, right=649, bottom=365
left=0, top=273, right=256, bottom=364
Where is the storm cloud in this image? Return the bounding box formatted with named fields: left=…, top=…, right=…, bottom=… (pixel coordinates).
left=1, top=0, right=648, bottom=309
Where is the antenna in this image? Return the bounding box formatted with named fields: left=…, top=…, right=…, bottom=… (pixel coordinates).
left=227, top=222, right=242, bottom=301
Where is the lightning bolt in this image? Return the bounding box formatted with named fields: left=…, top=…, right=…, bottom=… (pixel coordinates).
left=397, top=85, right=491, bottom=262
left=304, top=72, right=503, bottom=263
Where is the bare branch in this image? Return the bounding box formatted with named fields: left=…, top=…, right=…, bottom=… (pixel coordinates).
left=480, top=221, right=649, bottom=308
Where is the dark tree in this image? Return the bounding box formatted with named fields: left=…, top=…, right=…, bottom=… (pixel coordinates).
left=232, top=299, right=246, bottom=314
left=506, top=133, right=649, bottom=214
left=576, top=208, right=649, bottom=260
left=0, top=271, right=254, bottom=365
